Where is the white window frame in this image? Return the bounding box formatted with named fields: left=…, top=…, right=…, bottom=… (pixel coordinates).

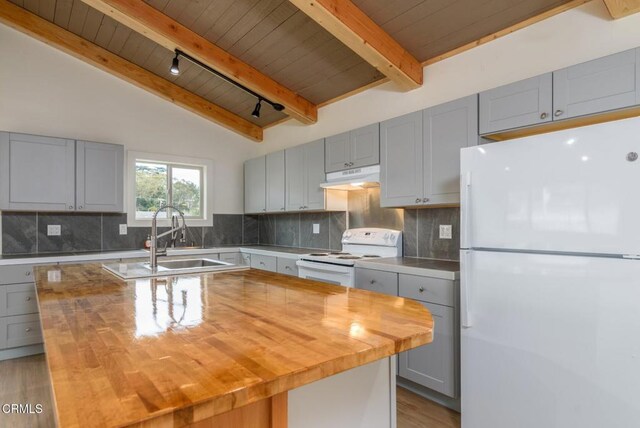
left=126, top=151, right=214, bottom=227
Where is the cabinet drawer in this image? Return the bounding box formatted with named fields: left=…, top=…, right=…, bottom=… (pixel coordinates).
left=219, top=252, right=240, bottom=265
left=277, top=258, right=299, bottom=276
left=241, top=253, right=251, bottom=266
left=2, top=283, right=38, bottom=316
left=251, top=254, right=277, bottom=272
left=0, top=265, right=35, bottom=285
left=0, top=314, right=43, bottom=349
left=399, top=274, right=455, bottom=307
left=355, top=268, right=398, bottom=296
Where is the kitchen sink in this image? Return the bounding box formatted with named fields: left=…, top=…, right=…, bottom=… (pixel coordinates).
left=156, top=258, right=228, bottom=270
left=102, top=257, right=248, bottom=279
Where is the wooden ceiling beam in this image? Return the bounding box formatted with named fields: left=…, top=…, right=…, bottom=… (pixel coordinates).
left=288, top=0, right=423, bottom=91
left=604, top=0, right=640, bottom=18
left=0, top=0, right=262, bottom=141
left=79, top=0, right=317, bottom=124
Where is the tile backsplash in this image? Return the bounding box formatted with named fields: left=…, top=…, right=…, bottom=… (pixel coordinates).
left=1, top=188, right=458, bottom=261
left=1, top=212, right=260, bottom=255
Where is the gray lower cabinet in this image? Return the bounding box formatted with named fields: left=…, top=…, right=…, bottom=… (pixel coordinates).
left=355, top=268, right=398, bottom=296
left=286, top=139, right=326, bottom=211
left=398, top=302, right=456, bottom=397
left=241, top=253, right=251, bottom=266
left=325, top=123, right=380, bottom=173
left=277, top=258, right=298, bottom=276
left=380, top=111, right=424, bottom=207
left=244, top=156, right=266, bottom=214
left=76, top=141, right=124, bottom=212
left=266, top=151, right=286, bottom=212
left=0, top=314, right=43, bottom=349
left=219, top=252, right=241, bottom=265
left=423, top=95, right=478, bottom=205
left=553, top=48, right=640, bottom=120
left=0, top=132, right=75, bottom=211
left=479, top=74, right=553, bottom=135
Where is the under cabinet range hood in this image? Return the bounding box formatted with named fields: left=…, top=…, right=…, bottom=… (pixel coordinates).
left=320, top=165, right=380, bottom=191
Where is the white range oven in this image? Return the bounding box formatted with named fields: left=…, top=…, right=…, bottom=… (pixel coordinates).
left=296, top=228, right=402, bottom=287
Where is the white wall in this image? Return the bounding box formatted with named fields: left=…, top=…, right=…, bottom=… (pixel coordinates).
left=261, top=0, right=640, bottom=152
left=0, top=24, right=258, bottom=214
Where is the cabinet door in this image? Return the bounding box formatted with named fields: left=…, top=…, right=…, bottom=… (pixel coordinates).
left=553, top=48, right=640, bottom=120
left=285, top=145, right=305, bottom=211
left=0, top=132, right=75, bottom=211
left=325, top=131, right=351, bottom=173
left=479, top=74, right=552, bottom=134
left=304, top=139, right=326, bottom=210
left=266, top=150, right=285, bottom=212
left=244, top=156, right=266, bottom=213
left=350, top=123, right=379, bottom=169
left=399, top=302, right=457, bottom=397
left=355, top=268, right=398, bottom=296
left=424, top=95, right=478, bottom=205
left=380, top=111, right=423, bottom=207
left=76, top=141, right=124, bottom=212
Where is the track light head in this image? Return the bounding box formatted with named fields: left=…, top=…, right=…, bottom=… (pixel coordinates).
left=252, top=99, right=262, bottom=118
left=170, top=53, right=180, bottom=76
left=272, top=103, right=285, bottom=112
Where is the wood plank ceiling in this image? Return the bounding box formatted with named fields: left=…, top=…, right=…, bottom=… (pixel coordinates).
left=5, top=0, right=582, bottom=139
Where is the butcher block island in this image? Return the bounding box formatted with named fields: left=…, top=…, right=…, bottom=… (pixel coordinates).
left=33, top=264, right=433, bottom=428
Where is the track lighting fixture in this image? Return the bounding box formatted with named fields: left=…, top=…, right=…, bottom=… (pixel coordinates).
left=170, top=53, right=180, bottom=76
left=252, top=99, right=262, bottom=118
left=170, top=49, right=286, bottom=117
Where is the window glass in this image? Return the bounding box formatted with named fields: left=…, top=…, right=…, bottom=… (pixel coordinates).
left=172, top=167, right=202, bottom=218
left=135, top=162, right=168, bottom=219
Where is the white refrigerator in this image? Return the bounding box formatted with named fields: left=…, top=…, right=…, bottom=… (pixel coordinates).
left=460, top=117, right=640, bottom=428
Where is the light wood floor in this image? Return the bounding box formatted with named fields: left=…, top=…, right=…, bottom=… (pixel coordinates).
left=0, top=354, right=460, bottom=428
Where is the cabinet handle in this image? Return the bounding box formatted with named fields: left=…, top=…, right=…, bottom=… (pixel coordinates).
left=25, top=271, right=31, bottom=276
left=370, top=279, right=376, bottom=284
left=281, top=207, right=285, bottom=210
left=25, top=327, right=31, bottom=332
left=344, top=162, right=349, bottom=167
left=554, top=109, right=564, bottom=117
left=418, top=287, right=425, bottom=293
left=422, top=198, right=429, bottom=203
left=415, top=198, right=421, bottom=203
left=259, top=261, right=265, bottom=265
left=78, top=205, right=83, bottom=209
left=348, top=162, right=354, bottom=166
left=540, top=112, right=548, bottom=119
left=285, top=266, right=291, bottom=270
left=68, top=205, right=74, bottom=210
left=26, top=296, right=31, bottom=301
left=262, top=209, right=266, bottom=212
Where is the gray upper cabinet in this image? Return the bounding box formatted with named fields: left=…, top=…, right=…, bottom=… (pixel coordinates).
left=305, top=139, right=326, bottom=210
left=325, top=131, right=351, bottom=173
left=244, top=156, right=266, bottom=214
left=398, top=301, right=457, bottom=398
left=76, top=141, right=124, bottom=212
left=286, top=139, right=326, bottom=211
left=479, top=74, right=553, bottom=135
left=266, top=151, right=285, bottom=212
left=380, top=111, right=424, bottom=207
left=424, top=95, right=478, bottom=205
left=0, top=132, right=75, bottom=211
left=553, top=48, right=640, bottom=120
left=325, top=124, right=379, bottom=173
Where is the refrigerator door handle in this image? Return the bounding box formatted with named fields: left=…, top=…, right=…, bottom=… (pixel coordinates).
left=461, top=172, right=471, bottom=249
left=460, top=250, right=473, bottom=328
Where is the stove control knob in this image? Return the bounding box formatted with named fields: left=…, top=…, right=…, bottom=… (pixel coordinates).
left=383, top=232, right=390, bottom=240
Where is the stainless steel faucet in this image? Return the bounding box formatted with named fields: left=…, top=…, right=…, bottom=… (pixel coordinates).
left=150, top=205, right=187, bottom=269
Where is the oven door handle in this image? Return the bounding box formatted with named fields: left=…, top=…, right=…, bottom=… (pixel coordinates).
left=296, top=260, right=353, bottom=274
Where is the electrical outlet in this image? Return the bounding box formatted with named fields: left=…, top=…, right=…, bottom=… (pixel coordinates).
left=313, top=223, right=320, bottom=234
left=119, top=224, right=128, bottom=235
left=439, top=225, right=452, bottom=239
left=47, top=225, right=61, bottom=236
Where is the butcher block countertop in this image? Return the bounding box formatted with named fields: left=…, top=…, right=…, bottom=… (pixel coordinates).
left=34, top=264, right=433, bottom=428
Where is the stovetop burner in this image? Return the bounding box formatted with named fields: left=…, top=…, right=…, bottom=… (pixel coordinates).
left=362, top=255, right=381, bottom=258
left=330, top=252, right=349, bottom=255
left=338, top=256, right=362, bottom=260
left=309, top=253, right=329, bottom=256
